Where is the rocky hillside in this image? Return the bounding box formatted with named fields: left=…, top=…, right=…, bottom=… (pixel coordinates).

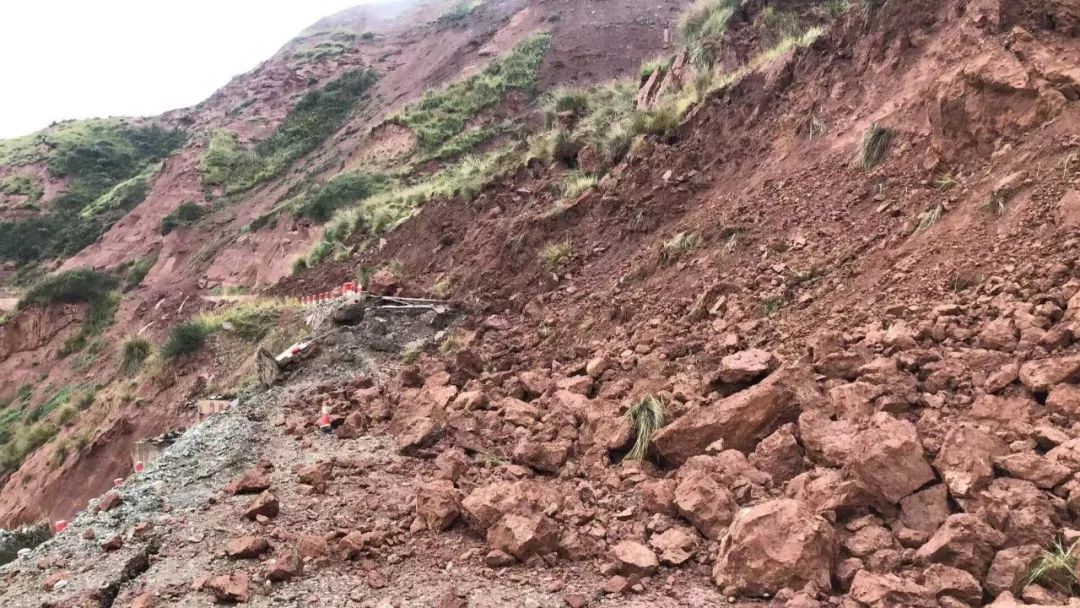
left=4, top=0, right=1080, bottom=606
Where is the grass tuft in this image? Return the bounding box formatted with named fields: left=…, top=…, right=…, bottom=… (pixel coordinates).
left=122, top=337, right=152, bottom=373
left=660, top=231, right=702, bottom=264
left=162, top=321, right=210, bottom=359
left=915, top=204, right=943, bottom=234
left=859, top=122, right=895, bottom=171
left=539, top=240, right=572, bottom=269
left=560, top=172, right=597, bottom=200
left=623, top=395, right=666, bottom=462
left=1029, top=539, right=1079, bottom=594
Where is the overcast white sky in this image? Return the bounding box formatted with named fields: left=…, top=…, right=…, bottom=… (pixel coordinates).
left=0, top=0, right=384, bottom=139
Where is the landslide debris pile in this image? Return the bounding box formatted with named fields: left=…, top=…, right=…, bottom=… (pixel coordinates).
left=5, top=0, right=1080, bottom=606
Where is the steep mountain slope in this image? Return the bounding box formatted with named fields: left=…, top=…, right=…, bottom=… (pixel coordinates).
left=0, top=0, right=682, bottom=530
left=4, top=0, right=1080, bottom=606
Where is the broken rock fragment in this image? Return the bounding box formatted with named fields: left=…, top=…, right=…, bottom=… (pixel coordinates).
left=611, top=540, right=659, bottom=577
left=226, top=536, right=270, bottom=559
left=205, top=571, right=250, bottom=603
left=915, top=514, right=1005, bottom=579
left=712, top=499, right=836, bottom=596
left=486, top=512, right=559, bottom=561
left=243, top=491, right=280, bottom=520
left=673, top=469, right=738, bottom=539
left=714, top=349, right=778, bottom=385
left=226, top=467, right=271, bottom=495
left=648, top=527, right=697, bottom=566
left=845, top=413, right=935, bottom=504
left=415, top=480, right=462, bottom=531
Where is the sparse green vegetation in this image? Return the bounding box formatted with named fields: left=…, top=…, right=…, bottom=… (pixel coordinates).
left=1029, top=539, right=1079, bottom=594
left=660, top=231, right=702, bottom=264
left=0, top=524, right=52, bottom=567
left=545, top=87, right=590, bottom=118
left=160, top=202, right=206, bottom=235
left=761, top=296, right=785, bottom=317
left=122, top=336, right=152, bottom=373
left=123, top=254, right=157, bottom=290
left=859, top=122, right=894, bottom=171
left=436, top=0, right=485, bottom=25
left=162, top=321, right=210, bottom=359
left=293, top=171, right=389, bottom=222
left=0, top=120, right=185, bottom=263
left=560, top=172, right=597, bottom=200
left=679, top=0, right=741, bottom=67
left=60, top=289, right=121, bottom=356
left=640, top=56, right=672, bottom=80
left=915, top=204, right=943, bottom=234
left=395, top=34, right=550, bottom=152
left=624, top=395, right=666, bottom=462
left=213, top=69, right=379, bottom=194
left=18, top=268, right=119, bottom=309
left=539, top=240, right=572, bottom=269
left=0, top=174, right=43, bottom=203
left=200, top=130, right=251, bottom=188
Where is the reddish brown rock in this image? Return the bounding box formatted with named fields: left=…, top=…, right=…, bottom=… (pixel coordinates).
left=296, top=534, right=328, bottom=560
left=915, top=514, right=1006, bottom=578
left=654, top=367, right=816, bottom=464
left=984, top=544, right=1041, bottom=597
left=611, top=540, right=658, bottom=576
left=640, top=478, right=677, bottom=517
left=1018, top=355, right=1080, bottom=394
left=798, top=410, right=857, bottom=467
left=267, top=550, right=303, bottom=582
left=435, top=447, right=471, bottom=482
left=486, top=512, right=559, bottom=561
left=484, top=549, right=516, bottom=568
left=205, top=571, right=250, bottom=603
left=226, top=468, right=271, bottom=495
left=994, top=452, right=1071, bottom=489
left=296, top=461, right=334, bottom=493
left=602, top=575, right=629, bottom=595
left=335, top=411, right=366, bottom=439
left=712, top=499, right=836, bottom=596
left=461, top=480, right=561, bottom=532
left=845, top=413, right=935, bottom=504
left=898, top=484, right=951, bottom=535
left=673, top=469, right=738, bottom=539
left=395, top=417, right=442, bottom=454
left=338, top=531, right=366, bottom=559
left=98, top=491, right=122, bottom=512
left=243, top=491, right=280, bottom=520
left=714, top=349, right=778, bottom=384
left=977, top=317, right=1019, bottom=352
left=849, top=570, right=935, bottom=608
left=226, top=536, right=270, bottom=559
left=922, top=563, right=982, bottom=605
left=1046, top=383, right=1080, bottom=417
left=934, top=426, right=1009, bottom=498
left=511, top=438, right=571, bottom=473
left=415, top=480, right=462, bottom=531
left=42, top=571, right=71, bottom=591
left=131, top=592, right=155, bottom=608
left=101, top=535, right=123, bottom=552
left=648, top=527, right=697, bottom=566
left=749, top=423, right=804, bottom=484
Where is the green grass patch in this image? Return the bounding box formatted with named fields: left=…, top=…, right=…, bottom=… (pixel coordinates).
left=679, top=0, right=741, bottom=66
left=160, top=201, right=206, bottom=235
left=123, top=254, right=157, bottom=290
left=217, top=69, right=379, bottom=194
left=395, top=33, right=550, bottom=152
left=0, top=174, right=43, bottom=203
left=162, top=321, right=211, bottom=359
left=0, top=121, right=185, bottom=263
left=60, top=290, right=121, bottom=356
left=19, top=268, right=119, bottom=309
left=122, top=336, right=152, bottom=373
left=292, top=171, right=389, bottom=223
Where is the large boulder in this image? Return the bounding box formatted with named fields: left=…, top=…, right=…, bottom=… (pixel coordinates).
left=673, top=469, right=738, bottom=539
left=984, top=545, right=1041, bottom=597
left=1018, top=355, right=1080, bottom=394
left=712, top=499, right=836, bottom=596
left=844, top=413, right=935, bottom=504
left=461, top=480, right=561, bottom=532
left=415, top=480, right=462, bottom=531
left=915, top=514, right=1006, bottom=579
left=611, top=540, right=659, bottom=577
left=653, top=366, right=818, bottom=464
left=934, top=426, right=1009, bottom=498
left=849, top=570, right=935, bottom=608
left=749, top=423, right=805, bottom=484
left=486, top=512, right=559, bottom=561
left=714, top=349, right=778, bottom=384
left=898, top=485, right=951, bottom=536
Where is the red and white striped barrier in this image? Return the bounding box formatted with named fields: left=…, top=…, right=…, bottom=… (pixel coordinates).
left=299, top=282, right=361, bottom=307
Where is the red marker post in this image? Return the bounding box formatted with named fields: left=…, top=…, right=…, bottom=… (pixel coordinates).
left=134, top=462, right=145, bottom=473
left=54, top=520, right=68, bottom=533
